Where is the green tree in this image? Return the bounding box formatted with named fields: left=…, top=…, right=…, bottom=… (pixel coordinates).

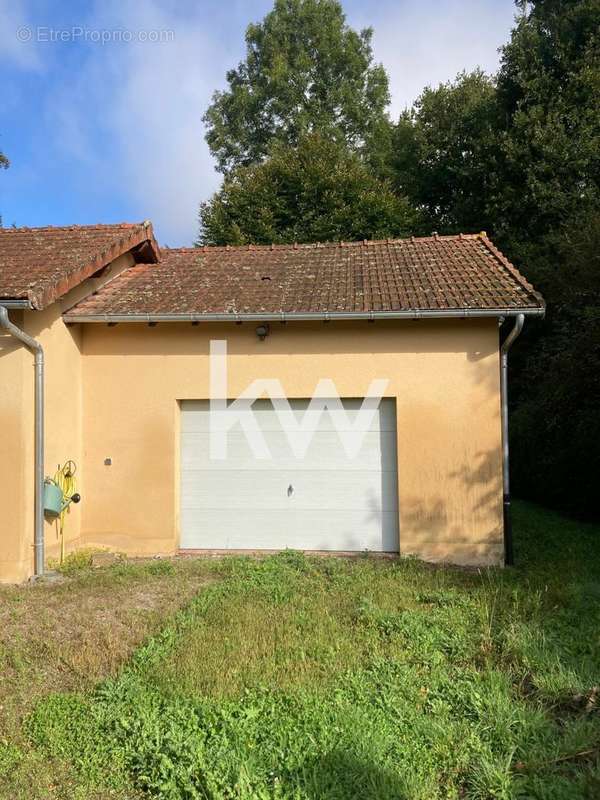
left=198, top=134, right=418, bottom=245
left=510, top=210, right=600, bottom=516
left=497, top=0, right=600, bottom=518
left=390, top=70, right=499, bottom=235
left=389, top=0, right=600, bottom=254
left=495, top=0, right=600, bottom=254
left=203, top=0, right=391, bottom=173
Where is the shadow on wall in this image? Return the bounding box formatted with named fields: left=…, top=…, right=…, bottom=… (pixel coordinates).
left=450, top=447, right=504, bottom=523
left=401, top=448, right=503, bottom=555
left=80, top=319, right=499, bottom=359
left=466, top=331, right=501, bottom=396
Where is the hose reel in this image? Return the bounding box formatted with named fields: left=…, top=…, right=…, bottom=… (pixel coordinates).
left=43, top=460, right=81, bottom=563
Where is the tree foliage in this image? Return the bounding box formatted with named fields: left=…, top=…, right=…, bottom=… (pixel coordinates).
left=199, top=134, right=418, bottom=245
left=390, top=0, right=600, bottom=258
left=495, top=0, right=600, bottom=252
left=391, top=70, right=500, bottom=235
left=203, top=0, right=391, bottom=173
left=510, top=210, right=600, bottom=516
left=496, top=0, right=600, bottom=518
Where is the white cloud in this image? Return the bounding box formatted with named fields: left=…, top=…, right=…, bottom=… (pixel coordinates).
left=42, top=0, right=229, bottom=245
left=0, top=0, right=43, bottom=71
left=101, top=3, right=229, bottom=245
left=349, top=0, right=518, bottom=118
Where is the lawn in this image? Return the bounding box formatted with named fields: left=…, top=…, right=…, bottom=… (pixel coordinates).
left=1, top=502, right=599, bottom=799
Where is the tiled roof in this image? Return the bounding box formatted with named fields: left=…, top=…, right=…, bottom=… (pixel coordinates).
left=65, top=233, right=544, bottom=319
left=0, top=222, right=160, bottom=309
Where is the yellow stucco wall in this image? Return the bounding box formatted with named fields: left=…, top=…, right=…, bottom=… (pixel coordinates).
left=0, top=305, right=82, bottom=581
left=0, top=253, right=136, bottom=582
left=80, top=319, right=504, bottom=566
left=1, top=308, right=504, bottom=582
left=0, top=312, right=30, bottom=582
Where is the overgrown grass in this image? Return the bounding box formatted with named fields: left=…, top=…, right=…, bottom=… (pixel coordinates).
left=2, top=502, right=600, bottom=798
left=0, top=556, right=215, bottom=799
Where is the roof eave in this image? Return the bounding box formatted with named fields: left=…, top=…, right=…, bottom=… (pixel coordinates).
left=63, top=307, right=546, bottom=324
left=478, top=234, right=546, bottom=309
left=29, top=221, right=161, bottom=311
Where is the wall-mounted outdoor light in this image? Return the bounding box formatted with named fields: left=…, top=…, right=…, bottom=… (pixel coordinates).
left=256, top=324, right=270, bottom=341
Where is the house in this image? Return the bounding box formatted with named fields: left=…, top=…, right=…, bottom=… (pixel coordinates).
left=0, top=222, right=545, bottom=583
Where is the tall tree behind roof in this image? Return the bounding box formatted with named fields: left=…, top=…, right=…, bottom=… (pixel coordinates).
left=198, top=134, right=419, bottom=245
left=203, top=0, right=391, bottom=174
left=390, top=70, right=499, bottom=236
left=495, top=0, right=600, bottom=252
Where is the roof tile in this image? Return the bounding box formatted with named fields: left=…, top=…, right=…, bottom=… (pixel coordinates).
left=0, top=222, right=160, bottom=309
left=65, top=233, right=544, bottom=318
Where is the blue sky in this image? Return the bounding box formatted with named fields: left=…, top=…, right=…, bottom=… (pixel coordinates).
left=1, top=0, right=518, bottom=246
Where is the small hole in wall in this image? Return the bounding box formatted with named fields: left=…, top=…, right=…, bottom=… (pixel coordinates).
left=261, top=276, right=271, bottom=281
left=104, top=457, right=112, bottom=466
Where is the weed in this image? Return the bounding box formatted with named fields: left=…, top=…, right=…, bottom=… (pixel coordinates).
left=48, top=547, right=101, bottom=574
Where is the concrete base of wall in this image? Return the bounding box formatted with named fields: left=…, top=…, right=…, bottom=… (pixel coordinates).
left=177, top=548, right=399, bottom=559
left=402, top=540, right=504, bottom=567
left=82, top=532, right=175, bottom=558
left=176, top=547, right=503, bottom=567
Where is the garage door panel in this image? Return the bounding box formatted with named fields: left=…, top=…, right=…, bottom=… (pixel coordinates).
left=180, top=509, right=399, bottom=552
left=180, top=398, right=399, bottom=553
left=182, top=430, right=393, bottom=471
left=181, top=399, right=397, bottom=433
left=181, top=469, right=399, bottom=511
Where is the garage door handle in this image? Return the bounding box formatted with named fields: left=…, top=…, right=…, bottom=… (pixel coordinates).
left=287, top=484, right=294, bottom=496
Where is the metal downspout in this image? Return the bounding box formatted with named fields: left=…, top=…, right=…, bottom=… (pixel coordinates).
left=500, top=313, right=524, bottom=566
left=0, top=306, right=45, bottom=577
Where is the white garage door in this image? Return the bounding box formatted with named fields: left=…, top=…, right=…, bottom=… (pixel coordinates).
left=180, top=399, right=399, bottom=552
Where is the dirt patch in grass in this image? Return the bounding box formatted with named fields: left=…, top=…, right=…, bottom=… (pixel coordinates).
left=0, top=557, right=218, bottom=798
left=0, top=558, right=215, bottom=730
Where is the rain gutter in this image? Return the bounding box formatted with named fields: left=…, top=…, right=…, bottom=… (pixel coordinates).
left=64, top=308, right=545, bottom=324
left=0, top=304, right=45, bottom=577
left=0, top=299, right=32, bottom=309
left=500, top=313, right=525, bottom=566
